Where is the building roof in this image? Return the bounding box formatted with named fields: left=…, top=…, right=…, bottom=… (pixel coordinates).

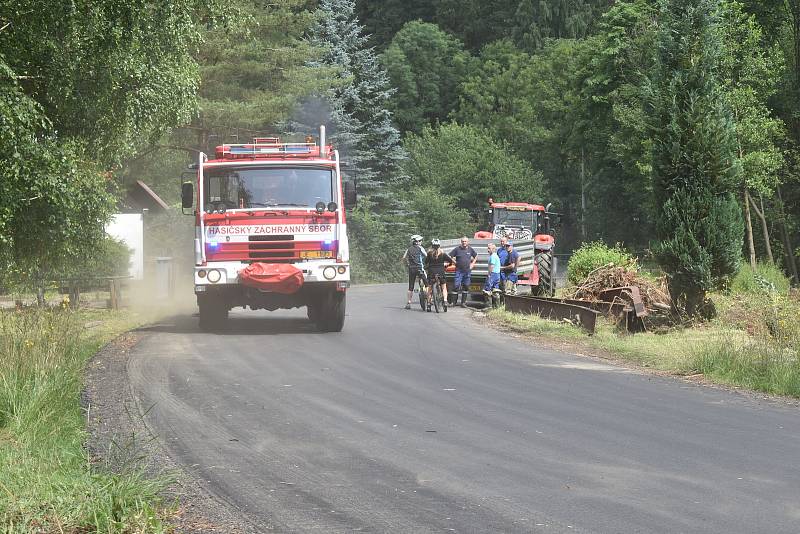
left=124, top=180, right=169, bottom=214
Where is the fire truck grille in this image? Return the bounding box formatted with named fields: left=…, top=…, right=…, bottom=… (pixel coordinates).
left=206, top=234, right=315, bottom=263
left=249, top=235, right=294, bottom=242
left=246, top=235, right=295, bottom=261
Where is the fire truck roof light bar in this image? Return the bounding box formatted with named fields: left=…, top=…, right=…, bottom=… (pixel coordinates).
left=226, top=143, right=314, bottom=154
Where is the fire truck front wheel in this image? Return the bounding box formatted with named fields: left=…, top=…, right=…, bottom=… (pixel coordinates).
left=198, top=294, right=229, bottom=332
left=316, top=290, right=345, bottom=332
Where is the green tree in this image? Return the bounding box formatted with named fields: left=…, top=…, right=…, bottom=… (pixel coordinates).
left=356, top=0, right=435, bottom=49
left=0, top=0, right=204, bottom=166
left=0, top=60, right=115, bottom=289
left=455, top=39, right=585, bottom=246
left=403, top=124, right=546, bottom=215
left=308, top=0, right=406, bottom=208
left=649, top=0, right=744, bottom=316
left=433, top=0, right=517, bottom=50
left=382, top=21, right=472, bottom=133
left=718, top=0, right=785, bottom=267
left=346, top=197, right=405, bottom=283
left=408, top=186, right=475, bottom=243
left=512, top=0, right=603, bottom=50
left=192, top=0, right=325, bottom=148
left=122, top=0, right=326, bottom=203
left=574, top=0, right=658, bottom=248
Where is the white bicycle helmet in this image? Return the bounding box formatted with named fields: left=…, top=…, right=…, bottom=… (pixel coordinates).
left=431, top=238, right=441, bottom=247
left=410, top=234, right=423, bottom=244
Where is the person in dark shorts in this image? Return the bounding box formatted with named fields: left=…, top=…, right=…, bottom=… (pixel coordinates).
left=424, top=238, right=454, bottom=311
left=449, top=236, right=478, bottom=307
left=402, top=234, right=426, bottom=309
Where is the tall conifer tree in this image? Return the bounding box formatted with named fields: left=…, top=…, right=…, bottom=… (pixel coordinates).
left=309, top=0, right=406, bottom=209
left=649, top=0, right=744, bottom=316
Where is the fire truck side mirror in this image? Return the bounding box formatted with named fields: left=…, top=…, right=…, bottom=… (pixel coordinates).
left=181, top=182, right=194, bottom=211
left=344, top=181, right=357, bottom=209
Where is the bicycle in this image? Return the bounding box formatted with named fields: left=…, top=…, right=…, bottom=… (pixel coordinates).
left=429, top=273, right=447, bottom=313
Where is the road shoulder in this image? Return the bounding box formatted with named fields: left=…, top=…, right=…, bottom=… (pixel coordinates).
left=83, top=331, right=256, bottom=533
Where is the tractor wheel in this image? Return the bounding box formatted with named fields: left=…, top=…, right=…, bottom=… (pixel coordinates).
left=316, top=290, right=346, bottom=332
left=533, top=251, right=556, bottom=297
left=198, top=294, right=228, bottom=332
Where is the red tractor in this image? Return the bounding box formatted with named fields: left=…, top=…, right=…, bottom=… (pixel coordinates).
left=474, top=199, right=558, bottom=296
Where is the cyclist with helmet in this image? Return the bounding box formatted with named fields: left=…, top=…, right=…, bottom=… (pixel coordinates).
left=424, top=238, right=454, bottom=311
left=402, top=234, right=427, bottom=309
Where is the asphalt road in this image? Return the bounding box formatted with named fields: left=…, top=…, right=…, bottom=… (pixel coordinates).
left=128, top=284, right=800, bottom=533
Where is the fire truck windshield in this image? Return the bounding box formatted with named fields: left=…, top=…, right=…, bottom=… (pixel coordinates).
left=494, top=208, right=536, bottom=228
left=203, top=166, right=334, bottom=210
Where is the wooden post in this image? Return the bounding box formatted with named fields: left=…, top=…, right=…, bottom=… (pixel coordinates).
left=109, top=279, right=119, bottom=310
left=69, top=281, right=80, bottom=310
left=744, top=189, right=756, bottom=269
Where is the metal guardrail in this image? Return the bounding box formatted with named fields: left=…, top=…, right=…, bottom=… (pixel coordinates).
left=503, top=291, right=648, bottom=334
left=439, top=238, right=537, bottom=278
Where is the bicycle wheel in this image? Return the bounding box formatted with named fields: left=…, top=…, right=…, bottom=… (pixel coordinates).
left=418, top=277, right=427, bottom=311
left=432, top=282, right=442, bottom=313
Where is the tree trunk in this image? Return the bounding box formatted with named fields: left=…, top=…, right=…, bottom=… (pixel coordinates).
left=743, top=189, right=756, bottom=269
left=748, top=194, right=774, bottom=264
left=777, top=187, right=799, bottom=284
left=580, top=147, right=586, bottom=241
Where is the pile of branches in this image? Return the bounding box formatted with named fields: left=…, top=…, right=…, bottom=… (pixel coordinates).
left=569, top=265, right=672, bottom=312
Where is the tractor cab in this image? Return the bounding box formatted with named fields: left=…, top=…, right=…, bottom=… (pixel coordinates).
left=484, top=200, right=553, bottom=240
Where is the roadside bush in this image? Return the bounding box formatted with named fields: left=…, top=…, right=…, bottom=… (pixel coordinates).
left=0, top=309, right=169, bottom=531
left=346, top=197, right=405, bottom=283
left=730, top=262, right=791, bottom=295
left=567, top=242, right=637, bottom=286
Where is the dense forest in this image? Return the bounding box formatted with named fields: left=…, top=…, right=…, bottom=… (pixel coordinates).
left=1, top=0, right=799, bottom=305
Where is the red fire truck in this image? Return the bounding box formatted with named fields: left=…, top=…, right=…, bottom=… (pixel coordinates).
left=181, top=126, right=355, bottom=332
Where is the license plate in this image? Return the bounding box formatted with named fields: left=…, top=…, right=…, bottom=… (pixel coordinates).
left=469, top=284, right=482, bottom=292
left=300, top=250, right=333, bottom=259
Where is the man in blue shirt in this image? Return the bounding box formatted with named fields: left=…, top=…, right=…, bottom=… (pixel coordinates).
left=496, top=236, right=509, bottom=287
left=483, top=243, right=501, bottom=297
left=501, top=241, right=521, bottom=295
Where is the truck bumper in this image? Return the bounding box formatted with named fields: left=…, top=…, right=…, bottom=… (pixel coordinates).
left=194, top=260, right=350, bottom=289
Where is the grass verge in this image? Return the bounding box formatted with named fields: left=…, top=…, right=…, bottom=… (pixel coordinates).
left=0, top=307, right=171, bottom=532
left=487, top=290, right=800, bottom=398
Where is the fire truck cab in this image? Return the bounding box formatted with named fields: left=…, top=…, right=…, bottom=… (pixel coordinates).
left=181, top=126, right=355, bottom=332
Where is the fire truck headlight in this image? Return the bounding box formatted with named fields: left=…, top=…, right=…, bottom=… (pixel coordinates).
left=337, top=266, right=346, bottom=274
left=207, top=269, right=222, bottom=283
left=323, top=266, right=336, bottom=280
left=198, top=269, right=207, bottom=278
